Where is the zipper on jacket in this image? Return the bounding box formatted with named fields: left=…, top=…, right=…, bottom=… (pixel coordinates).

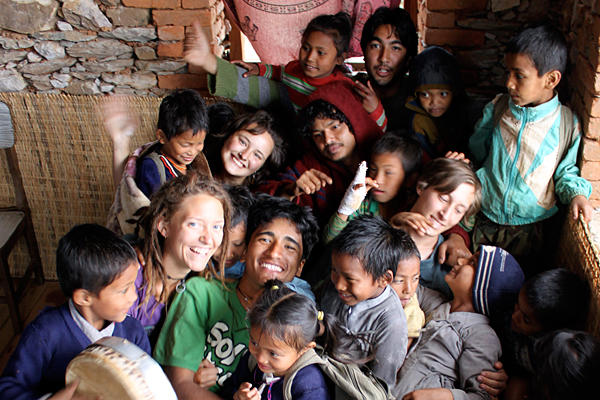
left=503, top=107, right=527, bottom=220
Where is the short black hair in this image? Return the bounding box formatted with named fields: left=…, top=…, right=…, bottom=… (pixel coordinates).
left=207, top=102, right=235, bottom=136
left=372, top=134, right=422, bottom=176
left=303, top=12, right=352, bottom=56
left=246, top=194, right=319, bottom=260
left=506, top=24, right=568, bottom=75
left=157, top=89, right=209, bottom=140
left=523, top=268, right=591, bottom=331
left=297, top=99, right=354, bottom=139
left=534, top=330, right=600, bottom=400
left=330, top=215, right=418, bottom=280
left=57, top=224, right=137, bottom=298
left=360, top=7, right=417, bottom=67
left=224, top=184, right=255, bottom=228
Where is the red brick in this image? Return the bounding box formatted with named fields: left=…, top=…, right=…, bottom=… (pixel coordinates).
left=423, top=28, right=484, bottom=47
left=158, top=25, right=185, bottom=40
left=153, top=9, right=213, bottom=26
left=583, top=138, right=600, bottom=161
left=157, top=41, right=184, bottom=57
left=182, top=0, right=215, bottom=9
left=585, top=116, right=600, bottom=140
left=123, top=0, right=179, bottom=7
left=427, top=0, right=487, bottom=11
left=591, top=95, right=600, bottom=118
left=188, top=63, right=204, bottom=74
left=122, top=0, right=152, bottom=7
left=158, top=73, right=207, bottom=89
left=576, top=55, right=600, bottom=96
left=581, top=161, right=600, bottom=181
left=425, top=11, right=455, bottom=28
left=589, top=180, right=600, bottom=203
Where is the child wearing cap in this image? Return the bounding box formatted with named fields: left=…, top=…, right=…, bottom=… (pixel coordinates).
left=394, top=245, right=524, bottom=399
left=404, top=46, right=473, bottom=161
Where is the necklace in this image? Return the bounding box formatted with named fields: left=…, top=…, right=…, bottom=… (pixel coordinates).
left=236, top=285, right=255, bottom=309
left=167, top=273, right=188, bottom=294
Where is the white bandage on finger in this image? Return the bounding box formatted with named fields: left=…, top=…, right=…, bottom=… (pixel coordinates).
left=338, top=161, right=368, bottom=216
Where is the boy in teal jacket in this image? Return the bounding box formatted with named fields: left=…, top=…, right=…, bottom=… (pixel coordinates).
left=469, top=25, right=592, bottom=271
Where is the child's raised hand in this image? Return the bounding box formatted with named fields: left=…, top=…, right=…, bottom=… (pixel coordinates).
left=338, top=161, right=373, bottom=216
left=570, top=195, right=594, bottom=223
left=444, top=151, right=470, bottom=165
left=390, top=212, right=434, bottom=235
left=294, top=168, right=333, bottom=197
left=353, top=79, right=380, bottom=114
left=233, top=382, right=260, bottom=400
left=184, top=20, right=217, bottom=74
left=231, top=61, right=260, bottom=78
left=102, top=96, right=137, bottom=147
left=193, top=358, right=218, bottom=389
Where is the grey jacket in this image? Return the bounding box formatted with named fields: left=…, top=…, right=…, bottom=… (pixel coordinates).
left=321, top=285, right=408, bottom=388
left=394, top=303, right=500, bottom=400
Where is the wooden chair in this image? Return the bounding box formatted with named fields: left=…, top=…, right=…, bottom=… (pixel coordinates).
left=0, top=102, right=44, bottom=333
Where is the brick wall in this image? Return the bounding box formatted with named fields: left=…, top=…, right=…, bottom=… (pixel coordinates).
left=417, top=0, right=599, bottom=205
left=0, top=0, right=229, bottom=95
left=556, top=0, right=600, bottom=206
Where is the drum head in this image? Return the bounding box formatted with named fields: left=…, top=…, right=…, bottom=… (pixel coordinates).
left=66, top=337, right=177, bottom=400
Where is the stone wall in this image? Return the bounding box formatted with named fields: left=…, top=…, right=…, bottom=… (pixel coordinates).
left=0, top=0, right=229, bottom=96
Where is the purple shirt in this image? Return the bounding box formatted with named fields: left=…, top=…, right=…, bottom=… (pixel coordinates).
left=128, top=265, right=165, bottom=344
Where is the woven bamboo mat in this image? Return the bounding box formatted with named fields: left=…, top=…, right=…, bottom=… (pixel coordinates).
left=556, top=214, right=600, bottom=337
left=0, top=93, right=162, bottom=279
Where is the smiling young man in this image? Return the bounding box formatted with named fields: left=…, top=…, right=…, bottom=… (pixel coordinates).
left=260, top=81, right=383, bottom=226
left=153, top=195, right=318, bottom=400
left=360, top=7, right=417, bottom=131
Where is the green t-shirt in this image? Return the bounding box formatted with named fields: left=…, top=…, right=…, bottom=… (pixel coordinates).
left=153, top=277, right=249, bottom=391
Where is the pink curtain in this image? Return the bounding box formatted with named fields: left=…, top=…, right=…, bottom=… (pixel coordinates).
left=223, top=0, right=400, bottom=64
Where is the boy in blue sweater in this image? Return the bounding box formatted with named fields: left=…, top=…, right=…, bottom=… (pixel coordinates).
left=0, top=224, right=149, bottom=399
left=469, top=25, right=593, bottom=269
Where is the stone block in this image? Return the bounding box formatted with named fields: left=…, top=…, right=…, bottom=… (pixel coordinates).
left=82, top=58, right=135, bottom=72
left=158, top=25, right=185, bottom=41
left=153, top=9, right=214, bottom=26
left=106, top=7, right=150, bottom=26
left=33, top=31, right=98, bottom=42
left=135, top=59, right=186, bottom=71
left=0, top=50, right=27, bottom=63
left=65, top=79, right=101, bottom=94
left=0, top=36, right=34, bottom=50
left=157, top=41, right=184, bottom=58
left=62, top=0, right=112, bottom=31
left=135, top=45, right=157, bottom=60
left=423, top=28, right=485, bottom=47
left=34, top=41, right=66, bottom=60
left=100, top=27, right=157, bottom=42
left=157, top=73, right=206, bottom=89
left=67, top=39, right=132, bottom=58
left=0, top=0, right=58, bottom=34
left=427, top=0, right=487, bottom=12
left=0, top=69, right=27, bottom=91
left=122, top=0, right=152, bottom=6
left=19, top=57, right=77, bottom=74
left=101, top=71, right=157, bottom=89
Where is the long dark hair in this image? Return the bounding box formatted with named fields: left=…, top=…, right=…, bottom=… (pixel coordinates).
left=249, top=280, right=368, bottom=364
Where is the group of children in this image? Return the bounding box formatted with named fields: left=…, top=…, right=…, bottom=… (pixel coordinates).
left=1, top=5, right=599, bottom=400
